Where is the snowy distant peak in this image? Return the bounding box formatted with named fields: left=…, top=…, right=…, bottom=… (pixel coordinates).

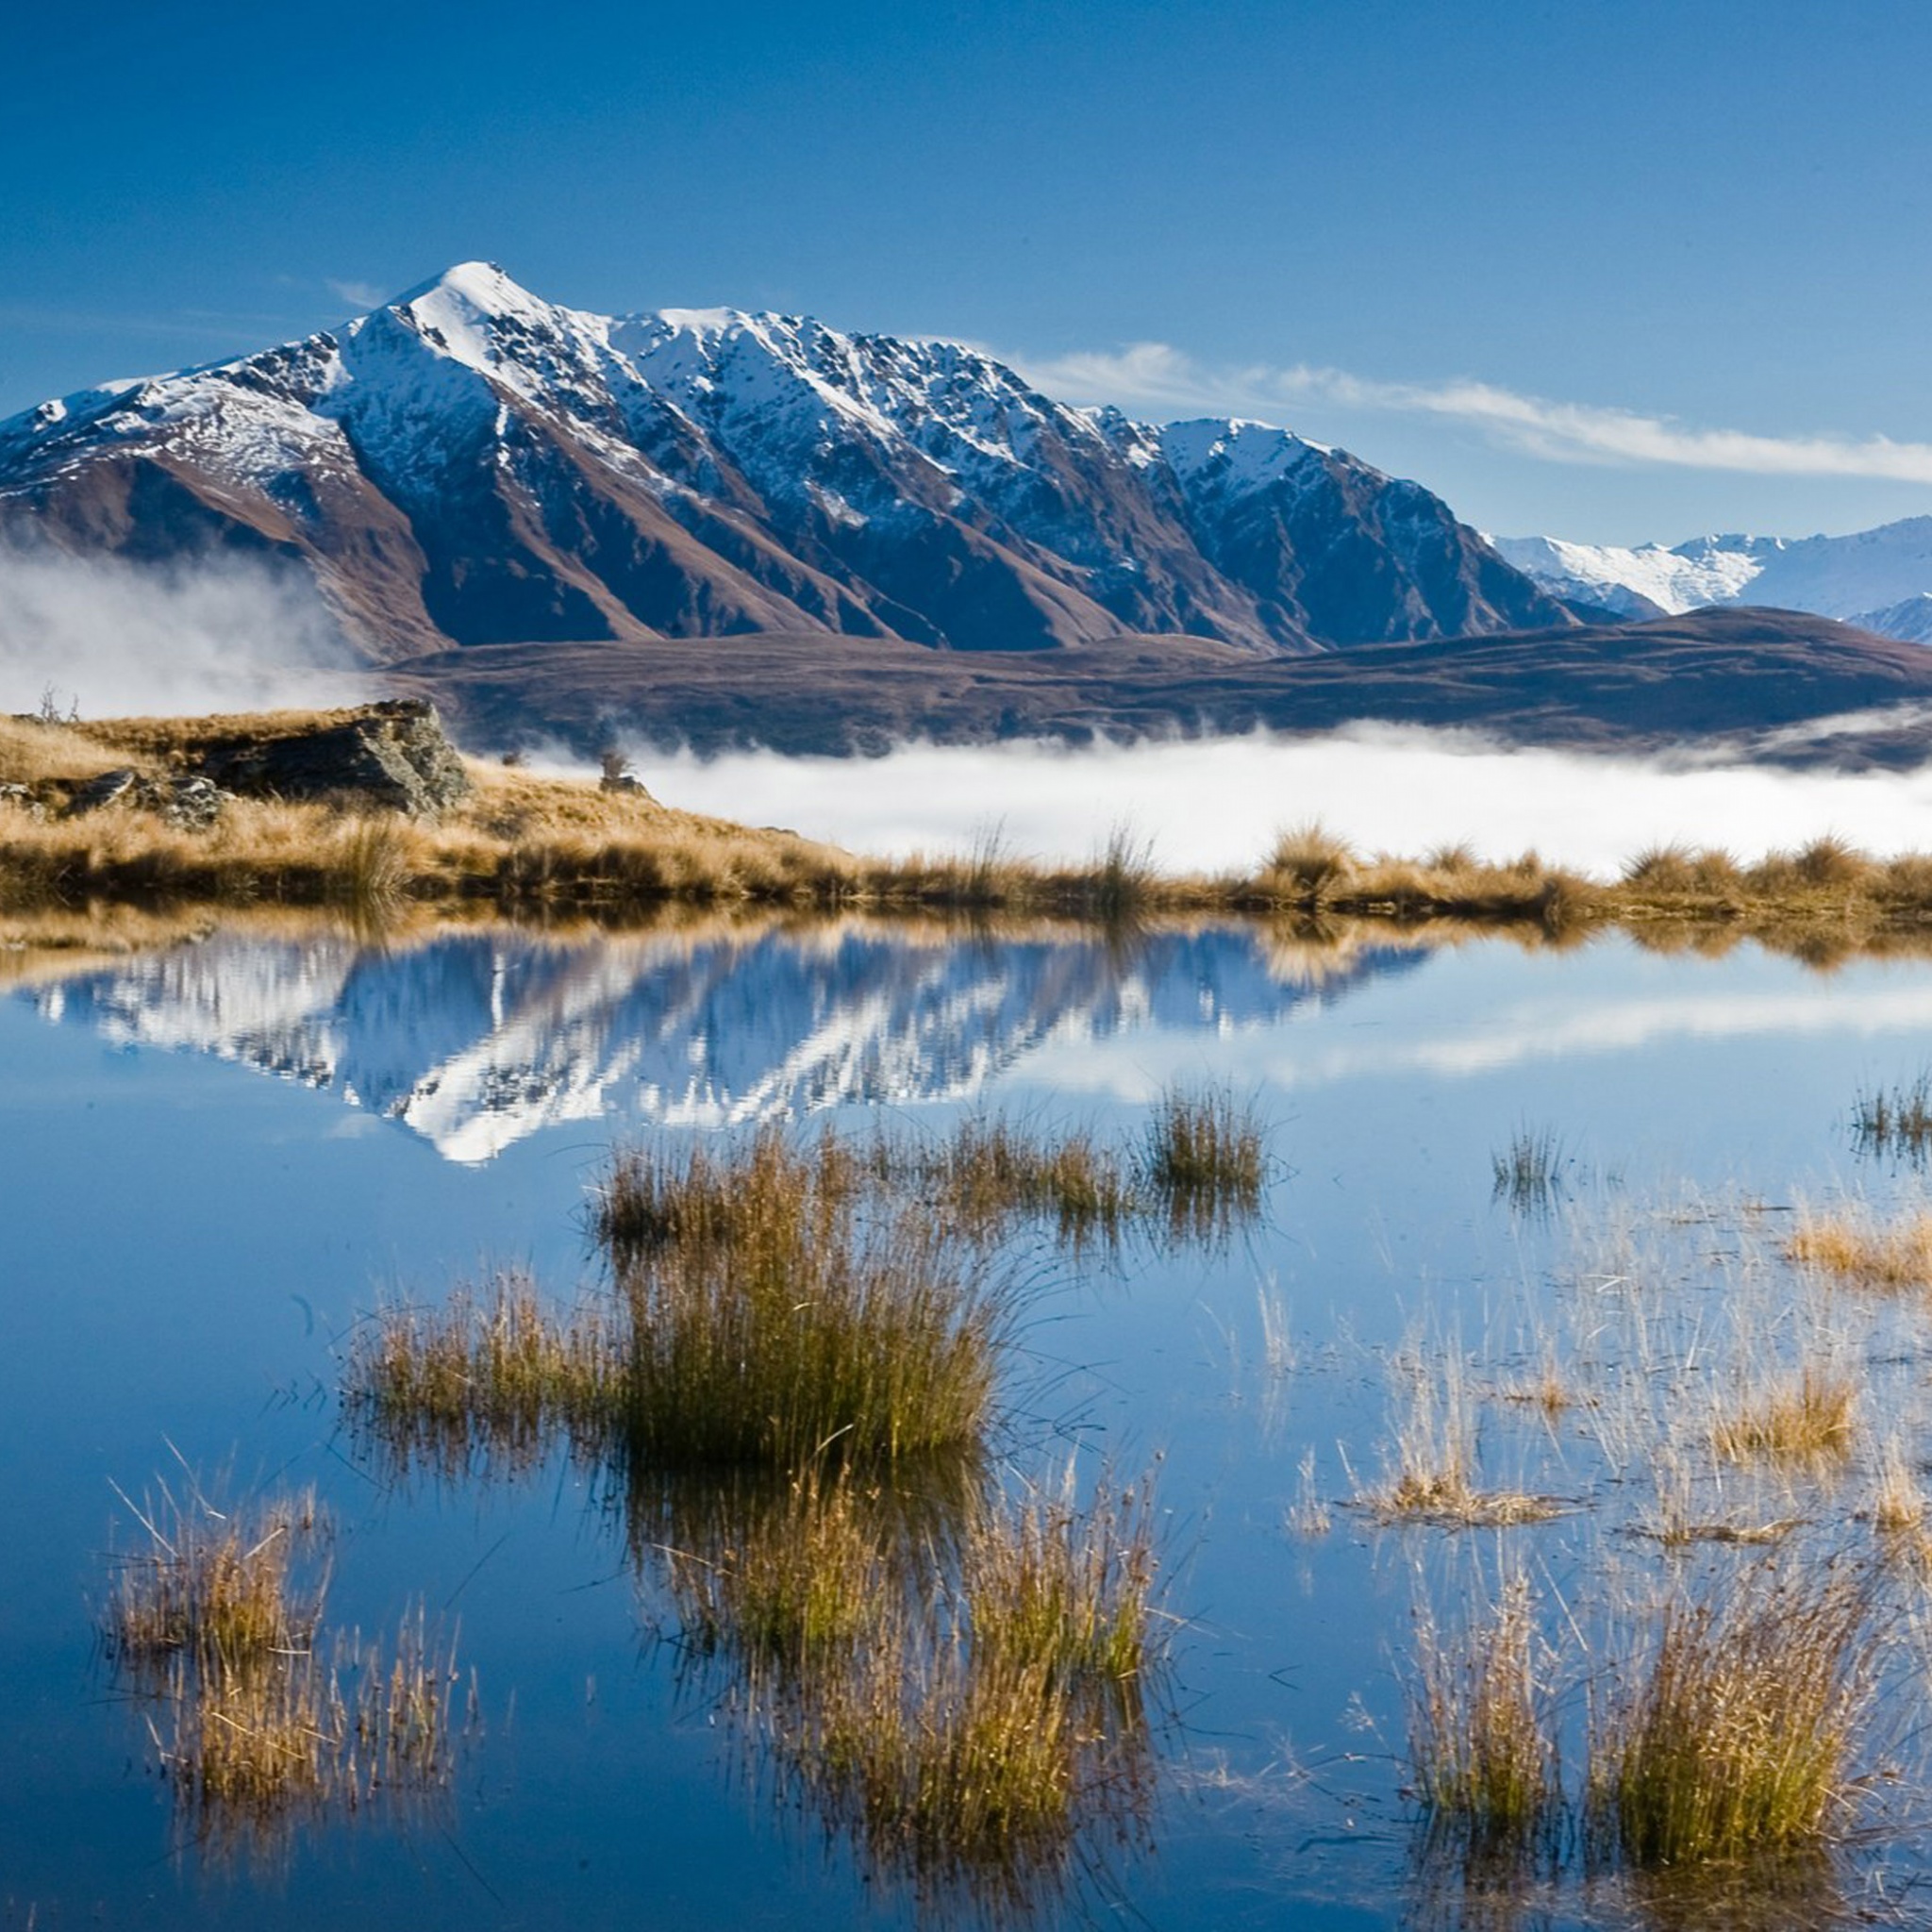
left=1497, top=518, right=1932, bottom=637
left=1489, top=533, right=1767, bottom=620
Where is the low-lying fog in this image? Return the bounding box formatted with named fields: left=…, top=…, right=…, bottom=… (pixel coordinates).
left=0, top=545, right=364, bottom=718
left=646, top=726, right=1932, bottom=876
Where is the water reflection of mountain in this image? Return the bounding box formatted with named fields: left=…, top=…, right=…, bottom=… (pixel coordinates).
left=25, top=921, right=1427, bottom=1163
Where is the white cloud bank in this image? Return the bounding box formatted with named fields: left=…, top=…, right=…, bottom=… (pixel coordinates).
left=1017, top=342, right=1932, bottom=484
left=645, top=725, right=1932, bottom=878
left=0, top=546, right=369, bottom=719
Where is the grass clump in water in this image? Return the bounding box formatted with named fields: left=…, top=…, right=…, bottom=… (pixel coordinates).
left=660, top=1465, right=901, bottom=1679
left=1408, top=1574, right=1561, bottom=1862
left=1491, top=1123, right=1568, bottom=1215
left=1589, top=1564, right=1875, bottom=1869
left=104, top=1476, right=464, bottom=1857
left=603, top=1126, right=1004, bottom=1472
left=1785, top=1208, right=1932, bottom=1290
left=343, top=1272, right=615, bottom=1477
left=878, top=1113, right=1139, bottom=1250
left=1142, top=1082, right=1266, bottom=1239
left=106, top=1480, right=325, bottom=1683
left=788, top=1474, right=1161, bottom=1912
left=1849, top=1071, right=1932, bottom=1166
left=963, top=1468, right=1156, bottom=1689
left=1711, top=1368, right=1858, bottom=1464
left=1360, top=1350, right=1558, bottom=1528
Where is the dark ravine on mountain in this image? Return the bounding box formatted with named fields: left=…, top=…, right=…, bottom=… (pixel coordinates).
left=6, top=260, right=1931, bottom=765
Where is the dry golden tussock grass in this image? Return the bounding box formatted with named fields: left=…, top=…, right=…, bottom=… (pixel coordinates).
left=1589, top=1566, right=1875, bottom=1868
left=1786, top=1209, right=1932, bottom=1290
left=104, top=1477, right=463, bottom=1857
left=25, top=708, right=1932, bottom=944
left=1408, top=1574, right=1561, bottom=1859
left=1711, top=1368, right=1859, bottom=1464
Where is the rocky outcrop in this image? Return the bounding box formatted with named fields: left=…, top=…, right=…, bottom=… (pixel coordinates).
left=197, top=700, right=470, bottom=814
left=63, top=768, right=229, bottom=829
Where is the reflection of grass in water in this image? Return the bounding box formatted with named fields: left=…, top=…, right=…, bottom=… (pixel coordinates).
left=103, top=1477, right=464, bottom=1869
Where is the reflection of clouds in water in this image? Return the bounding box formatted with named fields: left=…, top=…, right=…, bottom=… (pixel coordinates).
left=644, top=725, right=1932, bottom=875
left=1015, top=978, right=1932, bottom=1096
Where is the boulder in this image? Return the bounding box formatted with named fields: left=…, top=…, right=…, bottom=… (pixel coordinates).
left=199, top=700, right=471, bottom=815
left=62, top=769, right=232, bottom=830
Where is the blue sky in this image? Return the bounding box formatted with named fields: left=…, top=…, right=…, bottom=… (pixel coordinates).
left=7, top=0, right=1930, bottom=544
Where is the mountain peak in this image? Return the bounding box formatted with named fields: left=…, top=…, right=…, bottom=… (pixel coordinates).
left=0, top=266, right=1575, bottom=661
left=389, top=260, right=539, bottom=316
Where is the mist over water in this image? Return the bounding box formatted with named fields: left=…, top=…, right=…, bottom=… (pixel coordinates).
left=645, top=724, right=1932, bottom=874
left=0, top=545, right=368, bottom=717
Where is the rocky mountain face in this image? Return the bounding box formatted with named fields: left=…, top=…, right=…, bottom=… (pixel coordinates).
left=0, top=263, right=1574, bottom=662
left=1493, top=520, right=1932, bottom=639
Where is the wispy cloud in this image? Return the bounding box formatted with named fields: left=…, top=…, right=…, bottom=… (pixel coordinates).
left=1013, top=341, right=1932, bottom=484
left=326, top=278, right=387, bottom=310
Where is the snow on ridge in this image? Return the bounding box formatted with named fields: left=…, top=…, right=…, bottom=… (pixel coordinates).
left=1499, top=520, right=1932, bottom=628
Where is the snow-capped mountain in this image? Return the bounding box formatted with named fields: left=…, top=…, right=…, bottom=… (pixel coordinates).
left=0, top=262, right=1572, bottom=659
left=1493, top=520, right=1932, bottom=637
left=23, top=921, right=1423, bottom=1164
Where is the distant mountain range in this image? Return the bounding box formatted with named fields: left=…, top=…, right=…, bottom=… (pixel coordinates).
left=1492, top=523, right=1932, bottom=641
left=10, top=261, right=1932, bottom=765
left=0, top=262, right=1571, bottom=662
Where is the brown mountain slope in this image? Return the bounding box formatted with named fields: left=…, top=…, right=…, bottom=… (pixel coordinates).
left=391, top=606, right=1932, bottom=768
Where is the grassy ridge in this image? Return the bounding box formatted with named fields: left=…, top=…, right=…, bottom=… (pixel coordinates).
left=11, top=711, right=1932, bottom=950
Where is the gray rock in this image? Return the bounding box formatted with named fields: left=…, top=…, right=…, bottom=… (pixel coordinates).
left=198, top=700, right=471, bottom=815
left=157, top=775, right=226, bottom=831
left=66, top=769, right=140, bottom=814
left=61, top=767, right=231, bottom=830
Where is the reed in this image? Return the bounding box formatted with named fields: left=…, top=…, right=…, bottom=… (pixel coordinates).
left=1407, top=1574, right=1561, bottom=1860
left=603, top=1126, right=1004, bottom=1472
left=1142, top=1082, right=1266, bottom=1237
left=1785, top=1208, right=1932, bottom=1290
left=342, top=1273, right=616, bottom=1476
left=1589, top=1564, right=1874, bottom=1868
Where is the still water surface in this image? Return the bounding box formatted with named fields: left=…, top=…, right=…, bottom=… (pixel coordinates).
left=5, top=916, right=1931, bottom=1928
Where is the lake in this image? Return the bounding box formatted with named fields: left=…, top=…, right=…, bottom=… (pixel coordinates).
left=6, top=910, right=1932, bottom=1929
